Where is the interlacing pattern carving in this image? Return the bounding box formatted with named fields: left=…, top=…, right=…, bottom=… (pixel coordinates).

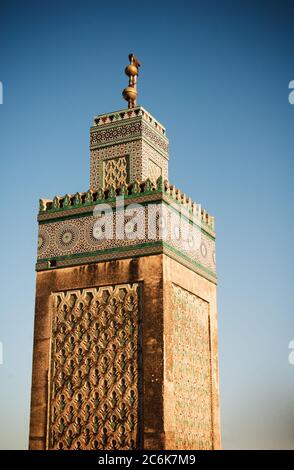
left=104, top=156, right=129, bottom=188
left=142, top=122, right=168, bottom=153
left=172, top=284, right=213, bottom=449
left=148, top=159, right=162, bottom=183
left=48, top=284, right=141, bottom=450
left=141, top=141, right=168, bottom=181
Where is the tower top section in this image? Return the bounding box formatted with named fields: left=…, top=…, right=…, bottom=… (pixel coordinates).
left=122, top=53, right=141, bottom=108
left=35, top=54, right=217, bottom=286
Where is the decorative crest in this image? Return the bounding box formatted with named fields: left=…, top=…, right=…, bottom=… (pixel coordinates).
left=122, top=53, right=141, bottom=109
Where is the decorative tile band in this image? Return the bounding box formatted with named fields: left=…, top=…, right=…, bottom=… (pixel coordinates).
left=38, top=176, right=215, bottom=235
left=35, top=242, right=217, bottom=284
left=37, top=202, right=215, bottom=262
left=37, top=180, right=217, bottom=265
left=90, top=118, right=169, bottom=156
left=92, top=106, right=166, bottom=137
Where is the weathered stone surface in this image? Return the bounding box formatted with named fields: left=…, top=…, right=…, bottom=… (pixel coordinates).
left=29, top=254, right=220, bottom=450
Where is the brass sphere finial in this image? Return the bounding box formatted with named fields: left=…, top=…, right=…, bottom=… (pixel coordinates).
left=122, top=53, right=141, bottom=109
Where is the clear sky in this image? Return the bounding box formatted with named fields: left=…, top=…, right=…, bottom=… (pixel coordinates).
left=0, top=0, right=294, bottom=449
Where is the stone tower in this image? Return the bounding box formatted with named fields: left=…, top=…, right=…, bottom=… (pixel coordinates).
left=29, top=55, right=221, bottom=450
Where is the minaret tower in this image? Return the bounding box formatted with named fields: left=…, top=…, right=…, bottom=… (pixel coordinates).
left=29, top=55, right=221, bottom=450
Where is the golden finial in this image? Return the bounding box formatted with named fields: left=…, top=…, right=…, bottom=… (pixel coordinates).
left=122, top=53, right=141, bottom=109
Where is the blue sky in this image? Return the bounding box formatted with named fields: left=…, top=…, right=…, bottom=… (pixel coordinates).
left=0, top=0, right=294, bottom=449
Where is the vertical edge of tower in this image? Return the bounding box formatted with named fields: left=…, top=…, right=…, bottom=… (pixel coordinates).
left=162, top=254, right=221, bottom=450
